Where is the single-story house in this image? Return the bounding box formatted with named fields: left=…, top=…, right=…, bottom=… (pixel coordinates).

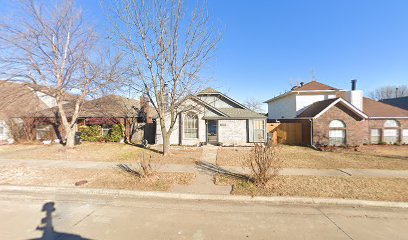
left=380, top=96, right=408, bottom=111
left=265, top=80, right=408, bottom=146
left=33, top=95, right=155, bottom=143
left=155, top=88, right=267, bottom=146
left=0, top=81, right=74, bottom=143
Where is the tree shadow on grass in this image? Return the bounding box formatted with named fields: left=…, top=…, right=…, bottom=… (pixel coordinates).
left=27, top=202, right=93, bottom=240
left=195, top=161, right=253, bottom=182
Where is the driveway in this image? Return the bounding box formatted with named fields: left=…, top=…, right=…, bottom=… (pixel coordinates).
left=0, top=189, right=407, bottom=240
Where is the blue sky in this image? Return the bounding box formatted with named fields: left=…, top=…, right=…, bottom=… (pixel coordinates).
left=2, top=0, right=408, bottom=109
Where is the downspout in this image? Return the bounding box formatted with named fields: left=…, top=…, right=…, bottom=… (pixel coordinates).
left=310, top=118, right=318, bottom=150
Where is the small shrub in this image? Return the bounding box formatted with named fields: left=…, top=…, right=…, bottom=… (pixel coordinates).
left=106, top=124, right=125, bottom=142
left=79, top=125, right=102, bottom=142
left=243, top=143, right=283, bottom=186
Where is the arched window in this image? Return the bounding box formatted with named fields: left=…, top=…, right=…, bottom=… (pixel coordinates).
left=384, top=120, right=399, bottom=128
left=383, top=120, right=400, bottom=144
left=329, top=120, right=346, bottom=146
left=183, top=113, right=198, bottom=139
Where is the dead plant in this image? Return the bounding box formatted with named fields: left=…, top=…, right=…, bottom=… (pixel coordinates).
left=243, top=143, right=283, bottom=186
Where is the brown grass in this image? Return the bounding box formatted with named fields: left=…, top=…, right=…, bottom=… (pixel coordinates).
left=217, top=145, right=408, bottom=170
left=215, top=175, right=408, bottom=202
left=0, top=142, right=202, bottom=165
left=0, top=166, right=195, bottom=191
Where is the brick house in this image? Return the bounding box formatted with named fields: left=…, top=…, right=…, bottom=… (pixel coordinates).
left=155, top=88, right=267, bottom=146
left=33, top=95, right=154, bottom=143
left=265, top=80, right=408, bottom=146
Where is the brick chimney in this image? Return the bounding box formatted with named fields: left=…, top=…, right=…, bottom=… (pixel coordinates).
left=139, top=95, right=152, bottom=123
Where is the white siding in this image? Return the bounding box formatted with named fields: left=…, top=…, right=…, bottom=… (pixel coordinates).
left=218, top=120, right=247, bottom=145
left=198, top=95, right=237, bottom=108
left=267, top=95, right=297, bottom=119
left=35, top=91, right=57, bottom=108
left=0, top=120, right=11, bottom=141
left=295, top=94, right=336, bottom=114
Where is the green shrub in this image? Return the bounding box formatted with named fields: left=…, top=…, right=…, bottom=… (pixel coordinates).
left=106, top=124, right=125, bottom=142
left=79, top=125, right=103, bottom=142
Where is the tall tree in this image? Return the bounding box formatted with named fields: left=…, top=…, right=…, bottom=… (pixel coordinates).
left=368, top=85, right=408, bottom=100
left=244, top=98, right=264, bottom=113
left=0, top=0, right=122, bottom=148
left=109, top=0, right=220, bottom=155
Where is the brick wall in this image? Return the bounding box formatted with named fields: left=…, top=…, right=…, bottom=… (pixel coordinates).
left=367, top=119, right=408, bottom=144
left=313, top=104, right=369, bottom=146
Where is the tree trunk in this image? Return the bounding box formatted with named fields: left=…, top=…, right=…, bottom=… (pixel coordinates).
left=162, top=133, right=171, bottom=156
left=65, top=129, right=76, bottom=148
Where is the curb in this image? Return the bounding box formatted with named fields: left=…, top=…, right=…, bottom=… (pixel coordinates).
left=0, top=185, right=407, bottom=209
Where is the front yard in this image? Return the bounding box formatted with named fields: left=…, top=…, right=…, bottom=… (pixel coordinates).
left=217, top=145, right=408, bottom=170
left=0, top=165, right=195, bottom=192
left=215, top=175, right=408, bottom=202
left=0, top=142, right=202, bottom=165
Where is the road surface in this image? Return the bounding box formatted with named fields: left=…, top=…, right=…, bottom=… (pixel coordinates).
left=0, top=189, right=407, bottom=240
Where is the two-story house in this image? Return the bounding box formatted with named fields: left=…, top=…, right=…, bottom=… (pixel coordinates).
left=265, top=80, right=408, bottom=146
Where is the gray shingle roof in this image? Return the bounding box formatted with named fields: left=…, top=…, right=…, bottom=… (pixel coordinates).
left=380, top=96, right=408, bottom=111
left=216, top=108, right=266, bottom=119
left=198, top=87, right=220, bottom=95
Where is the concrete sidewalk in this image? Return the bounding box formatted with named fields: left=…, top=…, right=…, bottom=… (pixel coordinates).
left=1, top=158, right=407, bottom=178
left=1, top=186, right=408, bottom=240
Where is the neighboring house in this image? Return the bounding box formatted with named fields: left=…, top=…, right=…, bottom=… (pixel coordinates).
left=33, top=95, right=154, bottom=143
left=265, top=80, right=408, bottom=146
left=155, top=88, right=267, bottom=146
left=380, top=96, right=408, bottom=111
left=0, top=81, right=67, bottom=143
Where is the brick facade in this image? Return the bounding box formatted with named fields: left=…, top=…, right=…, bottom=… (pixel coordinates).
left=313, top=103, right=408, bottom=146
left=313, top=103, right=369, bottom=146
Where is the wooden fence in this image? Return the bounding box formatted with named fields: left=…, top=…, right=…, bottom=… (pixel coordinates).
left=268, top=122, right=309, bottom=145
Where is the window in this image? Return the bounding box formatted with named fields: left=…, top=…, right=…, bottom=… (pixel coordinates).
left=101, top=125, right=112, bottom=137
left=384, top=120, right=399, bottom=128
left=384, top=129, right=399, bottom=144
left=329, top=120, right=346, bottom=146
left=183, top=113, right=198, bottom=138
left=253, top=120, right=265, bottom=142
left=403, top=129, right=408, bottom=144
left=370, top=129, right=381, bottom=144
left=383, top=120, right=400, bottom=144
left=36, top=125, right=53, bottom=140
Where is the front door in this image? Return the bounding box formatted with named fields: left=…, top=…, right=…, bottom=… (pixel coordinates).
left=207, top=120, right=218, bottom=144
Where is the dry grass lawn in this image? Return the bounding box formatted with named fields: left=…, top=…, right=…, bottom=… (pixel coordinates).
left=215, top=175, right=408, bottom=202
left=0, top=165, right=195, bottom=191
left=217, top=145, right=408, bottom=170
left=0, top=142, right=202, bottom=165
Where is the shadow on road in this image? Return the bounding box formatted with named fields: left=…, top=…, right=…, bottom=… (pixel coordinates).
left=27, top=201, right=93, bottom=240
left=195, top=161, right=252, bottom=182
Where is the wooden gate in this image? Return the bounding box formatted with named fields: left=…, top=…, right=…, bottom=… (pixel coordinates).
left=268, top=123, right=305, bottom=145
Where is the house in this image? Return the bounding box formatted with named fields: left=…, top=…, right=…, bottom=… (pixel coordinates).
left=155, top=88, right=267, bottom=146
left=33, top=95, right=154, bottom=143
left=265, top=80, right=408, bottom=146
left=0, top=81, right=74, bottom=143
left=380, top=96, right=408, bottom=111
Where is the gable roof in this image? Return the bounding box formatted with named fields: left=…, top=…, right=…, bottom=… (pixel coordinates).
left=363, top=97, right=408, bottom=118
left=265, top=80, right=341, bottom=103
left=196, top=88, right=249, bottom=110
left=33, top=95, right=141, bottom=118
left=297, top=98, right=368, bottom=119
left=0, top=82, right=51, bottom=118
left=380, top=96, right=408, bottom=111
left=198, top=87, right=221, bottom=94
left=217, top=108, right=266, bottom=119
left=292, top=80, right=339, bottom=91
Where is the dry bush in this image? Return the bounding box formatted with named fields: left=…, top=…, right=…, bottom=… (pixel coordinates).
left=118, top=152, right=161, bottom=178
left=243, top=143, right=284, bottom=186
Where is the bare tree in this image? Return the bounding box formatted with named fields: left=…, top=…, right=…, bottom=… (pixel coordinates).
left=368, top=85, right=408, bottom=100
left=0, top=0, right=122, bottom=148
left=244, top=98, right=264, bottom=113
left=109, top=0, right=220, bottom=155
